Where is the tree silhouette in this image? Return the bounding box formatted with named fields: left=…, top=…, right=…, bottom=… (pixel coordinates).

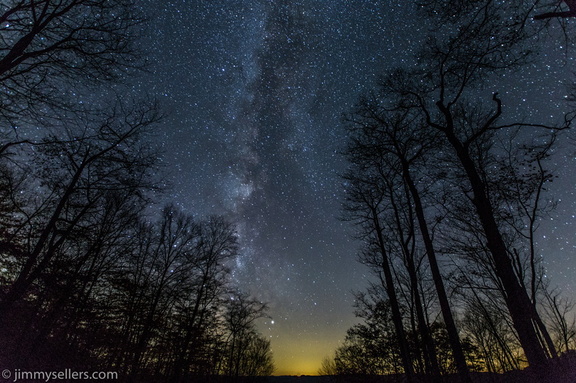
left=377, top=0, right=567, bottom=372
left=344, top=99, right=472, bottom=382
left=534, top=0, right=576, bottom=19
left=221, top=291, right=274, bottom=379
left=0, top=101, right=160, bottom=320
left=0, top=2, right=276, bottom=379
left=339, top=1, right=575, bottom=380
left=342, top=151, right=417, bottom=381
left=0, top=0, right=144, bottom=125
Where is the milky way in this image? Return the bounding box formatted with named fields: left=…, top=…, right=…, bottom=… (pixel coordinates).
left=134, top=1, right=576, bottom=375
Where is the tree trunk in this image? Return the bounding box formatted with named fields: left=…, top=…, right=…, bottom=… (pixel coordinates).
left=371, top=208, right=416, bottom=382
left=442, top=127, right=549, bottom=370
left=389, top=188, right=442, bottom=380
left=402, top=162, right=472, bottom=383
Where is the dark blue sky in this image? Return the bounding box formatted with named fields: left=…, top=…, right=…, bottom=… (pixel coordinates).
left=134, top=1, right=576, bottom=375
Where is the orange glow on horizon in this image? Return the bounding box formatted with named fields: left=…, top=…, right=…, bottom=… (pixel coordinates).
left=269, top=333, right=341, bottom=376
left=273, top=352, right=322, bottom=376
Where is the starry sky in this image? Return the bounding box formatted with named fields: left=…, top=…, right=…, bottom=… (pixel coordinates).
left=131, top=1, right=576, bottom=376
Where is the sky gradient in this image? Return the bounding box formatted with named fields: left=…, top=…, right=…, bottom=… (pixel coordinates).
left=133, top=1, right=576, bottom=375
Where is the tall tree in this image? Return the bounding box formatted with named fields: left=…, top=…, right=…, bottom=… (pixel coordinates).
left=169, top=216, right=239, bottom=381
left=342, top=163, right=416, bottom=381
left=375, top=0, right=567, bottom=371
left=221, top=290, right=272, bottom=379
left=345, top=98, right=472, bottom=382
left=0, top=101, right=160, bottom=323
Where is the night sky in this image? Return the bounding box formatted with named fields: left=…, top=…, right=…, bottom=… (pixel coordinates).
left=131, top=1, right=576, bottom=376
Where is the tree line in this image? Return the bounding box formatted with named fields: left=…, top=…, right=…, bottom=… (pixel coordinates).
left=324, top=1, right=576, bottom=382
left=0, top=1, right=273, bottom=381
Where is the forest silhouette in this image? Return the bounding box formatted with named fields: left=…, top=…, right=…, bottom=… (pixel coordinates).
left=0, top=1, right=575, bottom=382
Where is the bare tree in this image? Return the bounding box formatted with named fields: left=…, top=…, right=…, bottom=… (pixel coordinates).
left=101, top=207, right=250, bottom=379
left=542, top=288, right=576, bottom=353
left=333, top=290, right=404, bottom=376
left=0, top=100, right=160, bottom=323
left=375, top=0, right=569, bottom=371
left=318, top=355, right=338, bottom=376
left=344, top=99, right=471, bottom=382
left=221, top=290, right=272, bottom=378
left=0, top=0, right=144, bottom=125
left=169, top=216, right=239, bottom=381
left=342, top=163, right=416, bottom=381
